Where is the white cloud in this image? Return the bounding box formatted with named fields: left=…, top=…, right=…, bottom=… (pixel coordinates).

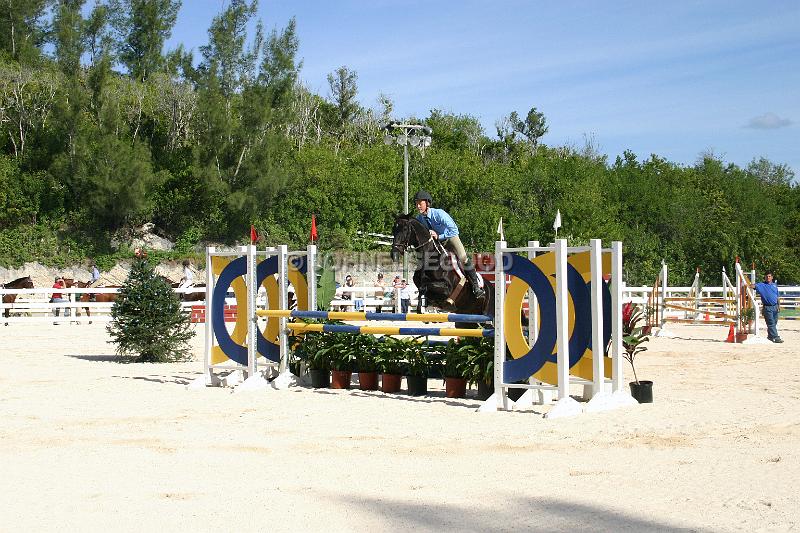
left=746, top=113, right=793, bottom=129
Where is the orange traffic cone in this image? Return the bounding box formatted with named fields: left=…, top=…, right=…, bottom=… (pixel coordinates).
left=725, top=323, right=735, bottom=343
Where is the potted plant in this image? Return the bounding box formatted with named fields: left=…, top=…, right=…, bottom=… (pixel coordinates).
left=737, top=306, right=756, bottom=342
left=355, top=334, right=379, bottom=391
left=403, top=340, right=429, bottom=396
left=375, top=337, right=404, bottom=393
left=622, top=302, right=652, bottom=403
left=464, top=337, right=494, bottom=400
left=321, top=331, right=356, bottom=389
left=302, top=329, right=331, bottom=389
left=442, top=339, right=470, bottom=398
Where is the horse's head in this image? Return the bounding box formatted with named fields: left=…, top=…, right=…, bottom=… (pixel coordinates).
left=390, top=214, right=416, bottom=262
left=17, top=276, right=34, bottom=289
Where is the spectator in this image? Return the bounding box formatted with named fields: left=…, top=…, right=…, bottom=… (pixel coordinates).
left=179, top=260, right=195, bottom=289
left=51, top=276, right=69, bottom=323
left=400, top=279, right=412, bottom=314
left=375, top=273, right=386, bottom=313
left=342, top=274, right=355, bottom=300
left=754, top=271, right=783, bottom=343
left=89, top=262, right=101, bottom=287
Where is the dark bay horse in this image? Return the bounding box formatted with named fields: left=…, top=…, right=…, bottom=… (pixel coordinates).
left=390, top=214, right=494, bottom=324
left=2, top=276, right=35, bottom=324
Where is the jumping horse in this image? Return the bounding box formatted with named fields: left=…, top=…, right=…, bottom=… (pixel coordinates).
left=390, top=214, right=494, bottom=326
left=2, top=276, right=35, bottom=324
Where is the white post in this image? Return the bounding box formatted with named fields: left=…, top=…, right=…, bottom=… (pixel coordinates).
left=307, top=244, right=317, bottom=311
left=554, top=239, right=570, bottom=400
left=589, top=239, right=604, bottom=397
left=494, top=240, right=507, bottom=410
left=527, top=240, right=539, bottom=345
left=611, top=241, right=623, bottom=392
left=203, top=246, right=215, bottom=384
left=660, top=261, right=668, bottom=329
left=278, top=245, right=289, bottom=372
left=246, top=244, right=257, bottom=378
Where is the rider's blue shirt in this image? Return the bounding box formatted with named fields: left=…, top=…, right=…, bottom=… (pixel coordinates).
left=416, top=208, right=459, bottom=240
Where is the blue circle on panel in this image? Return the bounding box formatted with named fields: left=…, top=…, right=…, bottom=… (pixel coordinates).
left=502, top=253, right=596, bottom=383
left=212, top=256, right=281, bottom=365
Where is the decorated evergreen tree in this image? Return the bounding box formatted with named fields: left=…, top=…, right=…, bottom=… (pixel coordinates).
left=107, top=254, right=193, bottom=362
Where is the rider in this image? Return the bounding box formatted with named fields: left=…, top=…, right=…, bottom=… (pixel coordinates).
left=413, top=190, right=485, bottom=298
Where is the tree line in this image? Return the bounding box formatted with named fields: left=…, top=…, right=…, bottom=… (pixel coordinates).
left=1, top=0, right=798, bottom=284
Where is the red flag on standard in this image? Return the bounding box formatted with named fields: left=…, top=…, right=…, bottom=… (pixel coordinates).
left=250, top=224, right=258, bottom=244
left=310, top=215, right=318, bottom=243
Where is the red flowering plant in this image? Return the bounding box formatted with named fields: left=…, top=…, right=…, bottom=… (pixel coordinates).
left=622, top=302, right=650, bottom=385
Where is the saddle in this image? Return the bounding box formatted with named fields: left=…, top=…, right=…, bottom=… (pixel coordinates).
left=431, top=240, right=482, bottom=306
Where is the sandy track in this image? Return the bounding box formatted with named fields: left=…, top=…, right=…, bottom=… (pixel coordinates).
left=1, top=321, right=798, bottom=531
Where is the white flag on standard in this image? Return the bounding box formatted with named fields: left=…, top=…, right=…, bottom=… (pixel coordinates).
left=553, top=209, right=562, bottom=231
left=497, top=217, right=505, bottom=242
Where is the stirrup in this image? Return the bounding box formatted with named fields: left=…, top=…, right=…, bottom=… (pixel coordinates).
left=472, top=285, right=485, bottom=298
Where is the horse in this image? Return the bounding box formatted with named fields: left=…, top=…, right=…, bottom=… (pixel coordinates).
left=2, top=276, right=35, bottom=324
left=390, top=214, right=494, bottom=326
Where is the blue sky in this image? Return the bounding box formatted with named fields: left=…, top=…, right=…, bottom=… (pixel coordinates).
left=167, top=0, right=799, bottom=174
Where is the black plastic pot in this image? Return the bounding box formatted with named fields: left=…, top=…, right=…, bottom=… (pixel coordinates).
left=406, top=375, right=428, bottom=396
left=476, top=380, right=494, bottom=401
left=629, top=380, right=653, bottom=403
left=310, top=369, right=330, bottom=389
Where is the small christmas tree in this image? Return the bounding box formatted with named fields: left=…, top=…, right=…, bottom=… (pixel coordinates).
left=107, top=254, right=194, bottom=362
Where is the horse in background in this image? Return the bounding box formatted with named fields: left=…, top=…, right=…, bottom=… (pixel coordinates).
left=390, top=214, right=494, bottom=325
left=2, top=276, right=35, bottom=324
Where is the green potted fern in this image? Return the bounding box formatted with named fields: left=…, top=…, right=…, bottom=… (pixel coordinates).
left=355, top=334, right=380, bottom=390
left=320, top=331, right=357, bottom=389
left=375, top=337, right=404, bottom=393
left=442, top=339, right=470, bottom=398
left=403, top=340, right=429, bottom=396
left=464, top=337, right=494, bottom=400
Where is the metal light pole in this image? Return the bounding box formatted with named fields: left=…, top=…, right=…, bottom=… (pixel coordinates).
left=384, top=122, right=433, bottom=280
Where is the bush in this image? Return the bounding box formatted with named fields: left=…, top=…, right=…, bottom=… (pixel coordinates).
left=107, top=256, right=194, bottom=362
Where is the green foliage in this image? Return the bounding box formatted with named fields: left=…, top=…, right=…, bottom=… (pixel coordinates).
left=107, top=256, right=194, bottom=362
left=621, top=302, right=649, bottom=384
left=374, top=336, right=405, bottom=375
left=402, top=340, right=429, bottom=377
left=442, top=339, right=471, bottom=379
left=461, top=336, right=494, bottom=386
left=0, top=7, right=798, bottom=288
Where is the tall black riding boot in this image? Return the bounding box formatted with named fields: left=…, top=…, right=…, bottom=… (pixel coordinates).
left=466, top=269, right=485, bottom=299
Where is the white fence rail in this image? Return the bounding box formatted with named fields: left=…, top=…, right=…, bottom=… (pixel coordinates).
left=3, top=283, right=798, bottom=325
left=0, top=287, right=203, bottom=324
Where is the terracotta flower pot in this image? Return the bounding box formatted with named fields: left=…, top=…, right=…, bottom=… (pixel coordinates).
left=331, top=370, right=352, bottom=389
left=358, top=371, right=379, bottom=391
left=381, top=373, right=402, bottom=393
left=445, top=377, right=467, bottom=398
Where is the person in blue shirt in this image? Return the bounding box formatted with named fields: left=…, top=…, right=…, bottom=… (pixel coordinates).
left=413, top=190, right=484, bottom=298
left=754, top=271, right=783, bottom=343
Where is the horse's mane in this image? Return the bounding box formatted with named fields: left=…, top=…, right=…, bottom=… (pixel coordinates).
left=6, top=276, right=33, bottom=286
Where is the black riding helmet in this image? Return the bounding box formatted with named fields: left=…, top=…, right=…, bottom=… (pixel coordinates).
left=413, top=190, right=433, bottom=204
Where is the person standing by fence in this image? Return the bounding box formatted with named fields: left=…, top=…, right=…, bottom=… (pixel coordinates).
left=400, top=279, right=411, bottom=314
left=754, top=271, right=783, bottom=343
left=51, top=276, right=69, bottom=322
left=375, top=273, right=386, bottom=313
left=178, top=260, right=195, bottom=289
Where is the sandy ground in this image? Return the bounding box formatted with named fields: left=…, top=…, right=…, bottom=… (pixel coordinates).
left=1, top=321, right=798, bottom=532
